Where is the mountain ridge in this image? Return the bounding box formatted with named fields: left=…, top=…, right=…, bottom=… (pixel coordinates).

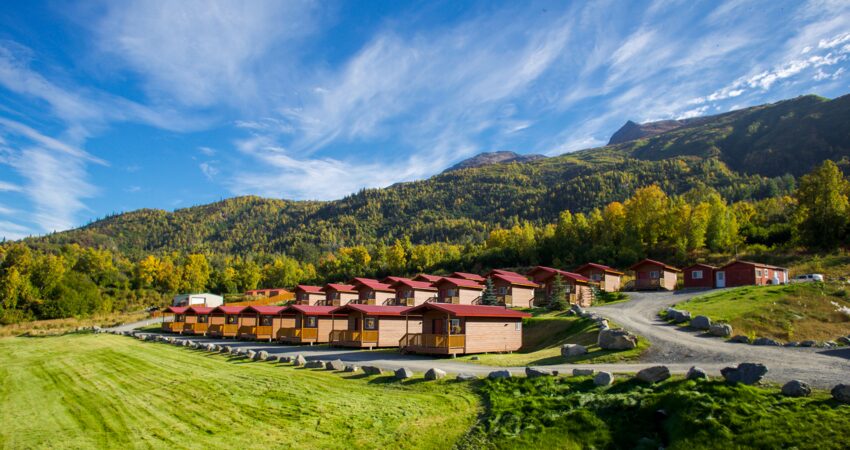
left=443, top=151, right=547, bottom=172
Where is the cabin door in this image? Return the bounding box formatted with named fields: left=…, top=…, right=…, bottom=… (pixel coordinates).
left=353, top=317, right=360, bottom=331
left=432, top=319, right=444, bottom=335
left=715, top=271, right=726, bottom=288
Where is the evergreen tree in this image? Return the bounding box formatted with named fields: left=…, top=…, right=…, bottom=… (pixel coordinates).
left=548, top=275, right=569, bottom=311
left=481, top=276, right=499, bottom=305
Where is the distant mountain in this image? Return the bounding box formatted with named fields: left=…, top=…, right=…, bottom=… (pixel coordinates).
left=444, top=151, right=547, bottom=172
left=608, top=119, right=695, bottom=145
left=28, top=93, right=850, bottom=259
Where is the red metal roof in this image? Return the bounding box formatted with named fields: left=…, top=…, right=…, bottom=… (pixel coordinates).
left=329, top=304, right=415, bottom=317
left=575, top=263, right=624, bottom=275
left=349, top=277, right=396, bottom=292
left=323, top=283, right=357, bottom=293
left=629, top=258, right=681, bottom=272
left=246, top=305, right=287, bottom=315
left=389, top=278, right=438, bottom=290
left=528, top=266, right=591, bottom=283
left=720, top=260, right=788, bottom=271
left=186, top=306, right=214, bottom=314
left=412, top=274, right=443, bottom=283
left=434, top=277, right=485, bottom=289
left=380, top=276, right=410, bottom=284
left=451, top=272, right=486, bottom=282
left=295, top=285, right=323, bottom=294
left=490, top=273, right=539, bottom=288
left=283, top=305, right=342, bottom=317
left=489, top=269, right=526, bottom=278
left=211, top=305, right=248, bottom=315
left=683, top=263, right=717, bottom=270
left=165, top=306, right=188, bottom=314
left=403, top=303, right=531, bottom=318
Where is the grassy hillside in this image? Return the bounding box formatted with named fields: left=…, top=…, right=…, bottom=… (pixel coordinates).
left=30, top=93, right=850, bottom=258
left=0, top=333, right=477, bottom=449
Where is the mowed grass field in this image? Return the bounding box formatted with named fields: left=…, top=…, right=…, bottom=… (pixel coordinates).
left=0, top=333, right=478, bottom=449
left=677, top=283, right=850, bottom=341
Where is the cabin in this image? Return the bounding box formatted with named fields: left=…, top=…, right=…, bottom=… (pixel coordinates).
left=399, top=303, right=531, bottom=355
left=172, top=293, right=224, bottom=307
left=389, top=278, right=438, bottom=307
left=451, top=272, right=486, bottom=282
left=682, top=264, right=717, bottom=289
left=486, top=272, right=539, bottom=308
left=244, top=288, right=289, bottom=298
left=182, top=306, right=213, bottom=335
left=574, top=263, right=623, bottom=292
left=278, top=305, right=345, bottom=344
left=629, top=259, right=680, bottom=291
left=412, top=274, right=443, bottom=283
left=294, top=285, right=325, bottom=305
left=350, top=278, right=397, bottom=305
left=161, top=306, right=187, bottom=333
left=328, top=304, right=422, bottom=349
left=320, top=283, right=359, bottom=306
left=207, top=306, right=246, bottom=338
left=236, top=306, right=287, bottom=341
left=717, top=260, right=789, bottom=288
left=433, top=277, right=484, bottom=305
left=380, top=276, right=410, bottom=284
left=526, top=266, right=595, bottom=307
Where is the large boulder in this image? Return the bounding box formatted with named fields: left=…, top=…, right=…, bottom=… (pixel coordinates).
left=525, top=367, right=554, bottom=378
left=362, top=366, right=383, bottom=375
left=222, top=345, right=233, bottom=354
left=686, top=366, right=708, bottom=380
left=343, top=365, right=359, bottom=373
left=730, top=335, right=751, bottom=344
left=561, top=344, right=588, bottom=357
left=572, top=368, right=594, bottom=377
left=305, top=360, right=324, bottom=369
left=293, top=354, right=307, bottom=366
left=257, top=350, right=270, bottom=361
left=709, top=323, right=733, bottom=337
left=831, top=384, right=850, bottom=403
left=457, top=373, right=478, bottom=381
left=690, top=315, right=712, bottom=330
left=279, top=356, right=292, bottom=363
left=598, top=329, right=638, bottom=350
left=266, top=355, right=280, bottom=363
left=636, top=366, right=671, bottom=383
left=593, top=372, right=613, bottom=386
left=721, top=363, right=768, bottom=385
left=247, top=350, right=258, bottom=360
left=666, top=308, right=691, bottom=323
left=800, top=340, right=817, bottom=347
left=424, top=368, right=446, bottom=380
left=395, top=368, right=414, bottom=380
left=781, top=380, right=812, bottom=397
left=752, top=337, right=781, bottom=346
left=837, top=336, right=850, bottom=346
left=327, top=359, right=345, bottom=371
left=570, top=304, right=585, bottom=316
left=488, top=370, right=512, bottom=380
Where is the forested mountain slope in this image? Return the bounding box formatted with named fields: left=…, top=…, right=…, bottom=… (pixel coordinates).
left=29, top=94, right=850, bottom=259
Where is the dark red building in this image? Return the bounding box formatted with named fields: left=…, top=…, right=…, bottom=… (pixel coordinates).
left=682, top=263, right=717, bottom=289
left=718, top=261, right=789, bottom=287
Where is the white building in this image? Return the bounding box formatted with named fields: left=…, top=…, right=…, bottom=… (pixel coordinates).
left=172, top=293, right=224, bottom=307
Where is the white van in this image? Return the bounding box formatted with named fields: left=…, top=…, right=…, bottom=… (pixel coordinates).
left=792, top=274, right=824, bottom=283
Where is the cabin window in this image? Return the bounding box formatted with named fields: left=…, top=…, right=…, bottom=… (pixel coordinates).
left=446, top=289, right=457, bottom=297
left=176, top=314, right=185, bottom=322
left=304, top=316, right=318, bottom=328
left=650, top=271, right=660, bottom=279
left=498, top=286, right=508, bottom=295
left=271, top=291, right=279, bottom=297
left=449, top=319, right=462, bottom=334
left=364, top=317, right=378, bottom=330
left=591, top=273, right=603, bottom=281
left=366, top=291, right=376, bottom=299
left=198, top=315, right=208, bottom=323
left=297, top=293, right=305, bottom=301
left=692, top=270, right=703, bottom=280
left=515, top=322, right=522, bottom=331
left=756, top=269, right=763, bottom=277
left=330, top=292, right=340, bottom=300
left=226, top=316, right=238, bottom=324
left=261, top=316, right=273, bottom=326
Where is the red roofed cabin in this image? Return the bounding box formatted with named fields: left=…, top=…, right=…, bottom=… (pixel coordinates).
left=683, top=264, right=717, bottom=289
left=294, top=285, right=325, bottom=306
left=717, top=261, right=789, bottom=288
left=526, top=266, right=595, bottom=307
left=433, top=277, right=485, bottom=305
left=237, top=306, right=288, bottom=341
left=350, top=278, right=397, bottom=305
left=451, top=272, right=486, bottom=282
left=390, top=278, right=438, bottom=307
left=329, top=304, right=422, bottom=349
left=486, top=270, right=539, bottom=308
left=629, top=259, right=680, bottom=290
left=278, top=305, right=346, bottom=344
left=207, top=306, right=246, bottom=338
left=412, top=274, right=443, bottom=283
left=182, top=306, right=214, bottom=335
left=400, top=303, right=531, bottom=355
left=161, top=306, right=187, bottom=333
left=244, top=288, right=289, bottom=298
left=320, top=284, right=359, bottom=306
left=575, top=263, right=623, bottom=292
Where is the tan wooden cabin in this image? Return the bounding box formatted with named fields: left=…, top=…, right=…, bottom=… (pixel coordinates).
left=389, top=278, right=438, bottom=307
left=575, top=263, right=623, bottom=292
left=433, top=277, right=484, bottom=305
left=294, top=285, right=325, bottom=305
left=399, top=303, right=531, bottom=356
left=235, top=306, right=288, bottom=341
left=320, top=283, right=359, bottom=306
left=182, top=306, right=214, bottom=335
left=328, top=304, right=422, bottom=349
left=526, top=266, right=595, bottom=307
left=207, top=306, right=246, bottom=338
left=349, top=278, right=397, bottom=305
left=629, top=259, right=680, bottom=291
left=278, top=305, right=344, bottom=344
left=412, top=274, right=443, bottom=283
left=161, top=306, right=188, bottom=333
left=486, top=272, right=539, bottom=308
left=451, top=272, right=486, bottom=282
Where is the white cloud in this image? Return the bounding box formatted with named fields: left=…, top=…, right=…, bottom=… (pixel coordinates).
left=0, top=180, right=21, bottom=192
left=199, top=162, right=219, bottom=180
left=0, top=220, right=30, bottom=241
left=198, top=146, right=216, bottom=156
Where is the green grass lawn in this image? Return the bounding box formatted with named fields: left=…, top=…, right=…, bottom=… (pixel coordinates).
left=0, top=333, right=478, bottom=449
left=459, top=376, right=850, bottom=449
left=455, top=312, right=648, bottom=366
left=676, top=283, right=850, bottom=341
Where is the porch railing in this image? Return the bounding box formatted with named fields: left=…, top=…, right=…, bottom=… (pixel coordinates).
left=222, top=324, right=239, bottom=336
left=399, top=333, right=465, bottom=349
left=184, top=323, right=209, bottom=334
left=279, top=327, right=319, bottom=340
left=162, top=322, right=183, bottom=333
left=329, top=330, right=379, bottom=343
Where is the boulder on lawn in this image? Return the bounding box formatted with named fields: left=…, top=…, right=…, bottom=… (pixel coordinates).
left=831, top=384, right=850, bottom=403
left=636, top=366, right=671, bottom=383
left=570, top=304, right=585, bottom=316
left=721, top=363, right=768, bottom=385
left=572, top=368, right=594, bottom=377
left=800, top=340, right=817, bottom=347
left=395, top=367, right=414, bottom=380
left=247, top=350, right=257, bottom=360
left=690, top=315, right=712, bottom=330
left=343, top=365, right=359, bottom=373
left=305, top=360, right=324, bottom=369
left=665, top=308, right=691, bottom=323
left=327, top=359, right=345, bottom=371
left=598, top=329, right=638, bottom=350
left=266, top=355, right=280, bottom=363
left=593, top=372, right=614, bottom=386
left=837, top=336, right=850, bottom=346
left=525, top=367, right=554, bottom=378
left=686, top=366, right=708, bottom=380
left=709, top=323, right=733, bottom=338
left=222, top=345, right=233, bottom=354
left=280, top=356, right=292, bottom=363
left=256, top=350, right=269, bottom=361
left=784, top=341, right=800, bottom=347
left=488, top=370, right=511, bottom=380
left=457, top=373, right=478, bottom=381
left=362, top=366, right=383, bottom=375
left=730, top=335, right=751, bottom=344
left=752, top=337, right=781, bottom=346
left=561, top=344, right=588, bottom=357
left=182, top=340, right=191, bottom=347
left=425, top=368, right=446, bottom=380
left=781, top=380, right=812, bottom=397
left=293, top=354, right=307, bottom=366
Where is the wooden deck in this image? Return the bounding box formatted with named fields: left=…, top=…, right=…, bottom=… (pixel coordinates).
left=182, top=323, right=209, bottom=335
left=162, top=322, right=184, bottom=333
left=329, top=330, right=379, bottom=348
left=278, top=327, right=319, bottom=343
left=399, top=333, right=466, bottom=355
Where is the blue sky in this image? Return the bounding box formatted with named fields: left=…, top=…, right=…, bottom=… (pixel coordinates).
left=1, top=0, right=850, bottom=240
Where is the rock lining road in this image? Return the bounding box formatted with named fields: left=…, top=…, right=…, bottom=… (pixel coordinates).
left=113, top=292, right=850, bottom=388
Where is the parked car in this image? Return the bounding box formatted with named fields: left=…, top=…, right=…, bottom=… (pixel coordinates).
left=791, top=273, right=824, bottom=283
